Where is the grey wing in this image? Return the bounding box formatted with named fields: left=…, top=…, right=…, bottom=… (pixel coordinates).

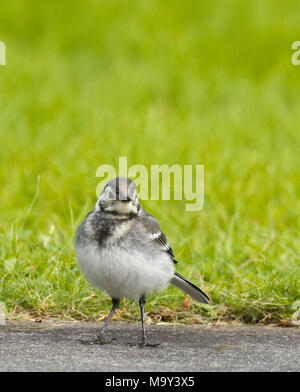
left=138, top=208, right=177, bottom=263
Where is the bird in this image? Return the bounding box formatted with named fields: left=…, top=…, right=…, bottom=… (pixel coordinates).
left=75, top=177, right=210, bottom=347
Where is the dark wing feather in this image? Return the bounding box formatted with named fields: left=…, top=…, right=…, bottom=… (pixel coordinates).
left=152, top=231, right=176, bottom=260
left=138, top=208, right=177, bottom=263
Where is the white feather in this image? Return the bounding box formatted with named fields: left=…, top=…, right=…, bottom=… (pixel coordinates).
left=151, top=232, right=161, bottom=239
left=75, top=244, right=175, bottom=301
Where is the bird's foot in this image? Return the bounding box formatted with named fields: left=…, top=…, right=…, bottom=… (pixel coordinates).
left=130, top=340, right=160, bottom=348
left=140, top=341, right=160, bottom=348
left=80, top=335, right=117, bottom=345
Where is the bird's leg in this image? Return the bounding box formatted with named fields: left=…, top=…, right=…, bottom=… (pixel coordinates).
left=97, top=298, right=120, bottom=344
left=138, top=295, right=159, bottom=348
left=139, top=295, right=147, bottom=346
left=80, top=298, right=120, bottom=345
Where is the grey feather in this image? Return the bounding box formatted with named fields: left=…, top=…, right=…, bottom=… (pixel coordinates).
left=170, top=272, right=210, bottom=304
left=138, top=207, right=176, bottom=261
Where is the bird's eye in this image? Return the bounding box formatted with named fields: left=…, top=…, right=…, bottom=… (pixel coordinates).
left=108, top=192, right=115, bottom=200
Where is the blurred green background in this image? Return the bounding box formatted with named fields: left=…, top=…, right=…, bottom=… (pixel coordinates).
left=0, top=0, right=299, bottom=324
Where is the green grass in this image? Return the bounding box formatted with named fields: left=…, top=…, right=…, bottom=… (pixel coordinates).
left=0, top=0, right=300, bottom=325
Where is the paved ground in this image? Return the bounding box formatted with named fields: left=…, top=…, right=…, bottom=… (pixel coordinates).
left=0, top=320, right=299, bottom=372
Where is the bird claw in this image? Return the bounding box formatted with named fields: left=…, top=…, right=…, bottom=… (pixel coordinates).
left=141, top=342, right=160, bottom=348
left=80, top=336, right=117, bottom=345
left=129, top=341, right=160, bottom=348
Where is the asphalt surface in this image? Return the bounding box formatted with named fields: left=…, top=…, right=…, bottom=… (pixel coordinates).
left=0, top=320, right=299, bottom=372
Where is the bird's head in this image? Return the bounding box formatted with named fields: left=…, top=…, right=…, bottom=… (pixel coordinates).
left=95, top=177, right=140, bottom=215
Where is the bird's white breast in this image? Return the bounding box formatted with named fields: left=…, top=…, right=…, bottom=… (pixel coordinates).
left=75, top=243, right=175, bottom=301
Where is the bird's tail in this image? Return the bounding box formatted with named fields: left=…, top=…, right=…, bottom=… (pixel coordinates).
left=170, top=272, right=210, bottom=304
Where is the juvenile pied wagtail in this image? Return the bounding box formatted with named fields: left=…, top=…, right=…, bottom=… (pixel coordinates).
left=75, top=177, right=210, bottom=347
